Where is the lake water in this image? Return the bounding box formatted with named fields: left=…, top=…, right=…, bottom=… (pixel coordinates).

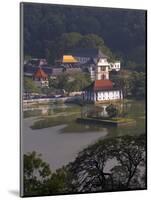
left=22, top=100, right=146, bottom=171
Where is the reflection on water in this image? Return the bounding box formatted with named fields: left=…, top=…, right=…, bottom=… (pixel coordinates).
left=22, top=100, right=146, bottom=171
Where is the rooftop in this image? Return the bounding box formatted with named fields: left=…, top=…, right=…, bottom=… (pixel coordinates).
left=33, top=68, right=48, bottom=78
left=24, top=65, right=52, bottom=76
left=62, top=55, right=78, bottom=63
left=70, top=48, right=108, bottom=58
left=94, top=80, right=113, bottom=90
left=84, top=80, right=113, bottom=91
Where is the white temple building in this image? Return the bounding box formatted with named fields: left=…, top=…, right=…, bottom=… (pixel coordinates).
left=89, top=57, right=121, bottom=81
left=83, top=55, right=123, bottom=103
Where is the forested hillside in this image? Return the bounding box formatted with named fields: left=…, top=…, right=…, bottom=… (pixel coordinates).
left=23, top=3, right=146, bottom=71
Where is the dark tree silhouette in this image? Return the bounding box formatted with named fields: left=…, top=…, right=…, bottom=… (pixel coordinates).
left=66, top=134, right=146, bottom=192
left=23, top=135, right=146, bottom=196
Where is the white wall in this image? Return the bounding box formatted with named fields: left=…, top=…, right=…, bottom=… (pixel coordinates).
left=98, top=58, right=110, bottom=66
left=109, top=61, right=121, bottom=71
left=84, top=90, right=122, bottom=102
left=97, top=90, right=121, bottom=101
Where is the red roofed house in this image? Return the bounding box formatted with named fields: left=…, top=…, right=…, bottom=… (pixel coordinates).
left=83, top=57, right=123, bottom=103
left=33, top=67, right=49, bottom=87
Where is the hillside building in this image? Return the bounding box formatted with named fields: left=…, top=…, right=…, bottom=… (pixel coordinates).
left=33, top=67, right=49, bottom=88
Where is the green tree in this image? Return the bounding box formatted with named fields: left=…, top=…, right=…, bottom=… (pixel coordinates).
left=113, top=76, right=130, bottom=98
left=23, top=151, right=68, bottom=196
left=49, top=72, right=91, bottom=94
left=106, top=104, right=118, bottom=118
left=59, top=32, right=82, bottom=51
left=46, top=32, right=82, bottom=64
left=24, top=4, right=146, bottom=71
left=64, top=72, right=91, bottom=93
left=46, top=32, right=115, bottom=64
left=24, top=151, right=51, bottom=196
left=57, top=73, right=69, bottom=90
left=24, top=77, right=40, bottom=93
left=78, top=34, right=104, bottom=48
left=129, top=71, right=145, bottom=99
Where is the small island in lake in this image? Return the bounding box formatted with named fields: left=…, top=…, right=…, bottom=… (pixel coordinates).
left=77, top=53, right=135, bottom=126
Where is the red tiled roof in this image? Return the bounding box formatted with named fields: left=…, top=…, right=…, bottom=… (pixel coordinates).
left=94, top=80, right=113, bottom=90
left=33, top=68, right=48, bottom=78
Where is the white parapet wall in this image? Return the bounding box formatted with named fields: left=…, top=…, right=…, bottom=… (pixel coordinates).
left=97, top=90, right=121, bottom=101
left=83, top=90, right=123, bottom=103
left=109, top=61, right=120, bottom=71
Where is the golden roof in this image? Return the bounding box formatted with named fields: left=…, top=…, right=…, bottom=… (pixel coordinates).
left=62, top=55, right=78, bottom=63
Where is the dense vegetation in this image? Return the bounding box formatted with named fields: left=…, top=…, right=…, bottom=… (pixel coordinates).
left=24, top=77, right=40, bottom=93
left=24, top=152, right=68, bottom=196
left=23, top=3, right=146, bottom=71
left=24, top=71, right=145, bottom=100
left=49, top=72, right=91, bottom=93
left=24, top=72, right=91, bottom=95
left=23, top=134, right=146, bottom=196
left=112, top=71, right=146, bottom=99
left=67, top=134, right=146, bottom=192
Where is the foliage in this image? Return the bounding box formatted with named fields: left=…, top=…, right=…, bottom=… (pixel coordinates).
left=129, top=71, right=145, bottom=99
left=30, top=114, right=79, bottom=129
left=24, top=151, right=51, bottom=196
left=66, top=134, right=146, bottom=192
left=24, top=77, right=40, bottom=93
left=48, top=72, right=91, bottom=93
left=106, top=104, right=119, bottom=118
left=46, top=32, right=115, bottom=64
left=24, top=110, right=42, bottom=118
left=112, top=76, right=130, bottom=98
left=24, top=151, right=68, bottom=196
left=112, top=71, right=145, bottom=99
left=23, top=4, right=146, bottom=71
left=66, top=72, right=91, bottom=93
left=23, top=134, right=146, bottom=195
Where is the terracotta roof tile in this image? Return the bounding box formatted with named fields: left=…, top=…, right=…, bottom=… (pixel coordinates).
left=94, top=80, right=113, bottom=90
left=33, top=68, right=48, bottom=78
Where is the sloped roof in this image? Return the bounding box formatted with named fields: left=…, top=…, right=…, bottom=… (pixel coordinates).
left=62, top=55, right=78, bottom=63
left=33, top=68, right=48, bottom=78
left=24, top=65, right=52, bottom=76
left=82, top=57, right=97, bottom=66
left=84, top=80, right=113, bottom=91
left=94, top=80, right=113, bottom=90
left=70, top=48, right=108, bottom=58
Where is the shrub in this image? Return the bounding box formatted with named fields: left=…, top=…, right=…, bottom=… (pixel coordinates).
left=106, top=104, right=118, bottom=118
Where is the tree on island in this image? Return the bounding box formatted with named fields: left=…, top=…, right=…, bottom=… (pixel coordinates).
left=106, top=104, right=118, bottom=118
